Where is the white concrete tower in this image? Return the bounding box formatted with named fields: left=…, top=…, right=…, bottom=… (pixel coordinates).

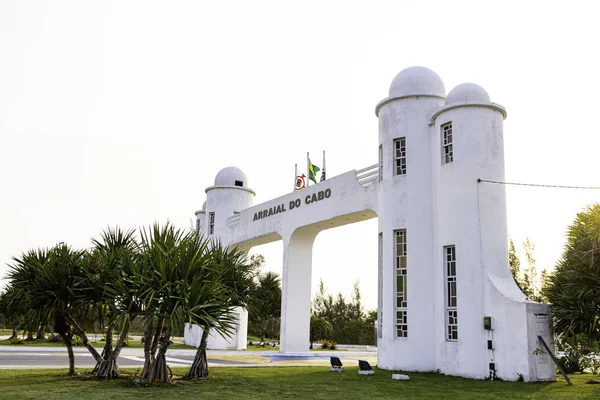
left=195, top=201, right=206, bottom=234
left=429, top=83, right=553, bottom=381
left=431, top=83, right=510, bottom=378
left=188, top=166, right=255, bottom=350
left=204, top=167, right=256, bottom=241
left=375, top=66, right=446, bottom=371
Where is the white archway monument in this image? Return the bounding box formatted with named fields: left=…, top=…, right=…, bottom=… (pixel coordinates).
left=185, top=66, right=556, bottom=382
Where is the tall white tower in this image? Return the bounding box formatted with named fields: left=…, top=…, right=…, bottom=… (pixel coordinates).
left=375, top=67, right=554, bottom=381
left=375, top=66, right=446, bottom=371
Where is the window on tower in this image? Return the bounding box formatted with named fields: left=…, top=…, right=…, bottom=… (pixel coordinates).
left=395, top=229, right=408, bottom=338
left=378, top=144, right=383, bottom=182
left=209, top=212, right=215, bottom=234
left=393, top=138, right=407, bottom=176
left=235, top=180, right=244, bottom=187
left=442, top=123, right=453, bottom=164
left=444, top=245, right=458, bottom=341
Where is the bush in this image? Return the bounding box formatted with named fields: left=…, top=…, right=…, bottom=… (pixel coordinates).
left=320, top=339, right=337, bottom=350
left=10, top=337, right=25, bottom=345
left=47, top=334, right=62, bottom=343
left=72, top=336, right=83, bottom=346
left=557, top=341, right=586, bottom=373
left=587, top=355, right=600, bottom=375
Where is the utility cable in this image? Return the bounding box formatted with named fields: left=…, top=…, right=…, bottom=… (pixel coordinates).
left=477, top=179, right=600, bottom=190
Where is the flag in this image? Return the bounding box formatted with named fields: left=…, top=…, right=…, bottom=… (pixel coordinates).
left=320, top=150, right=326, bottom=181
left=308, top=156, right=320, bottom=184
left=295, top=173, right=306, bottom=190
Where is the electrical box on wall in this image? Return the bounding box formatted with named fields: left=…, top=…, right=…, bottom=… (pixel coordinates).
left=483, top=316, right=492, bottom=330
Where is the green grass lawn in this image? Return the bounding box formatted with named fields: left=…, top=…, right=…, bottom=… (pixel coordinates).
left=0, top=367, right=597, bottom=399
left=0, top=338, right=195, bottom=350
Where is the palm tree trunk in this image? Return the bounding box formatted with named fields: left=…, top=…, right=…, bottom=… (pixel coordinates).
left=11, top=326, right=17, bottom=339
left=66, top=314, right=103, bottom=364
left=95, top=316, right=131, bottom=379
left=146, top=323, right=172, bottom=383
left=59, top=333, right=75, bottom=375
left=95, top=326, right=115, bottom=379
left=189, top=328, right=210, bottom=378
left=141, top=315, right=155, bottom=379
left=36, top=323, right=45, bottom=339
left=26, top=329, right=34, bottom=341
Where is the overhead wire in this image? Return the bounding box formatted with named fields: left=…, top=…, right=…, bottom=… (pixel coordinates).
left=477, top=179, right=600, bottom=190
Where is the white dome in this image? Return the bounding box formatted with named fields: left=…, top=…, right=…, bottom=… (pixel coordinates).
left=389, top=66, right=445, bottom=98
left=214, top=166, right=248, bottom=187
left=445, top=83, right=490, bottom=105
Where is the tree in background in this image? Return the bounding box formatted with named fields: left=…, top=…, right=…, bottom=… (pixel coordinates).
left=508, top=238, right=547, bottom=303
left=311, top=280, right=375, bottom=345
left=248, top=270, right=281, bottom=342
left=545, top=203, right=600, bottom=343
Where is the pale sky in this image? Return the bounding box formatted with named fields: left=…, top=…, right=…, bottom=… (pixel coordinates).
left=1, top=1, right=599, bottom=310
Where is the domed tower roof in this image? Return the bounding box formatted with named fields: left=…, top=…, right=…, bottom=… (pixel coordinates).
left=445, top=83, right=490, bottom=105
left=429, top=82, right=507, bottom=124
left=389, top=66, right=446, bottom=98
left=214, top=166, right=249, bottom=188
left=376, top=66, right=446, bottom=116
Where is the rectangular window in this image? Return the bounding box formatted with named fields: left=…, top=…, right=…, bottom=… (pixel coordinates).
left=395, top=229, right=408, bottom=338
left=444, top=245, right=458, bottom=340
left=196, top=218, right=201, bottom=233
left=378, top=144, right=383, bottom=182
left=209, top=212, right=215, bottom=234
left=393, top=138, right=407, bottom=176
left=378, top=233, right=383, bottom=338
left=442, top=123, right=453, bottom=164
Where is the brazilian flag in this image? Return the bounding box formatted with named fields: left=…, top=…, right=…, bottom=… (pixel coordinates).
left=308, top=157, right=320, bottom=184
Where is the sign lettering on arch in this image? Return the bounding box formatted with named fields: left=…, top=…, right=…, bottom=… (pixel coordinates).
left=252, top=189, right=332, bottom=221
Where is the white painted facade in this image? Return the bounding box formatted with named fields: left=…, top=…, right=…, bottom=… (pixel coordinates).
left=184, top=66, right=555, bottom=382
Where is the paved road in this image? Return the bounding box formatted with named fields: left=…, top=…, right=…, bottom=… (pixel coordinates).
left=0, top=346, right=377, bottom=369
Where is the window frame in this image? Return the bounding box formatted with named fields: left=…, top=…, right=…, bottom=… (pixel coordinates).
left=393, top=137, right=407, bottom=176
left=208, top=212, right=215, bottom=235
left=442, top=122, right=453, bottom=164
left=395, top=229, right=408, bottom=338
left=444, top=245, right=458, bottom=341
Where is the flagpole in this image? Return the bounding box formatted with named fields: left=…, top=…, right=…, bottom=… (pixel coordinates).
left=306, top=152, right=310, bottom=187
left=294, top=163, right=297, bottom=192
left=321, top=150, right=326, bottom=181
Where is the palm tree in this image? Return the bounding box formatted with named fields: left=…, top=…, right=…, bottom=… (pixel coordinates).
left=7, top=245, right=92, bottom=375
left=89, top=227, right=141, bottom=379
left=545, top=204, right=600, bottom=343
left=188, top=241, right=257, bottom=379
left=310, top=315, right=333, bottom=349
left=138, top=222, right=199, bottom=382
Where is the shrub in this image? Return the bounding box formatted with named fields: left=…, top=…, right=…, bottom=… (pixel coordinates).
left=10, top=337, right=25, bottom=345
left=72, top=336, right=83, bottom=346
left=47, top=334, right=62, bottom=343
left=557, top=341, right=586, bottom=373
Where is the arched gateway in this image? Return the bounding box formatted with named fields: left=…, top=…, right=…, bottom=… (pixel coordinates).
left=184, top=66, right=555, bottom=382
